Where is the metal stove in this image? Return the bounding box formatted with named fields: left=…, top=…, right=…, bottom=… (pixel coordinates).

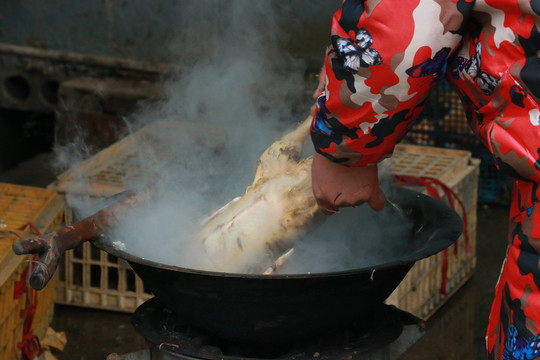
left=108, top=298, right=424, bottom=360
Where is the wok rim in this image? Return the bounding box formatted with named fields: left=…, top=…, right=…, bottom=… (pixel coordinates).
left=91, top=186, right=463, bottom=280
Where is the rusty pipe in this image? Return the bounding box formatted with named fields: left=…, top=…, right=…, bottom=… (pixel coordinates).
left=12, top=186, right=157, bottom=290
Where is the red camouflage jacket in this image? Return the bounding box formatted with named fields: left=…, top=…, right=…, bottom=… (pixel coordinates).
left=310, top=1, right=540, bottom=358
left=311, top=0, right=540, bottom=210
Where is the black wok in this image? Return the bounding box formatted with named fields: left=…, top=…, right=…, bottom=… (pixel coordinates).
left=92, top=186, right=463, bottom=344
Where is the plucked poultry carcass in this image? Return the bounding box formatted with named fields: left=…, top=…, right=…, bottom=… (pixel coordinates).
left=11, top=115, right=321, bottom=290
left=194, top=115, right=320, bottom=274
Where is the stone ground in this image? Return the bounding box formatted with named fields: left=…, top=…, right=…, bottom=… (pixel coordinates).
left=0, top=151, right=509, bottom=360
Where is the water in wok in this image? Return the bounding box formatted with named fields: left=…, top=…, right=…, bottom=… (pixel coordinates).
left=92, top=186, right=463, bottom=344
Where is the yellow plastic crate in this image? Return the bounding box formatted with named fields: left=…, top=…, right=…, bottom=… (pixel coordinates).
left=0, top=183, right=64, bottom=360
left=49, top=120, right=225, bottom=312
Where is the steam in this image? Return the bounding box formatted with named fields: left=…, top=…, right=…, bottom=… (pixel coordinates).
left=54, top=1, right=313, bottom=265
left=278, top=181, right=415, bottom=274
left=128, top=1, right=310, bottom=201
left=54, top=1, right=416, bottom=275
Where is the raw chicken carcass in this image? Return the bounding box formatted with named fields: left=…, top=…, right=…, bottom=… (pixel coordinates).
left=194, top=115, right=320, bottom=273
left=10, top=115, right=320, bottom=289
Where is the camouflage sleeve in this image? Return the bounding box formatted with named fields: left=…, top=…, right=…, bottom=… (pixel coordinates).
left=443, top=3, right=540, bottom=186
left=474, top=70, right=540, bottom=185
left=311, top=0, right=471, bottom=167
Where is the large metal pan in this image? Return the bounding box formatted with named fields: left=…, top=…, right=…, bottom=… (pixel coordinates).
left=92, top=186, right=463, bottom=345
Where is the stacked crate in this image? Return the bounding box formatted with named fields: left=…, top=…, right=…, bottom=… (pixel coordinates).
left=0, top=183, right=64, bottom=360
left=386, top=144, right=480, bottom=319
left=49, top=120, right=225, bottom=312
left=49, top=119, right=479, bottom=319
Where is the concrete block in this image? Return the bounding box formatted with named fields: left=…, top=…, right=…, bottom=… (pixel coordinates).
left=55, top=76, right=163, bottom=151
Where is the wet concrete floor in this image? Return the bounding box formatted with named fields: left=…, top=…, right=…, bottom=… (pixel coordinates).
left=0, top=152, right=510, bottom=360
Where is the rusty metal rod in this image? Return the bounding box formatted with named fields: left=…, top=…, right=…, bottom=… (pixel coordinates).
left=12, top=186, right=157, bottom=290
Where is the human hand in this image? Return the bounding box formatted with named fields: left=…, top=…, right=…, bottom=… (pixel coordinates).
left=311, top=152, right=385, bottom=215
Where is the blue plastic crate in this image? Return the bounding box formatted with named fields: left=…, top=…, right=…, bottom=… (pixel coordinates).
left=471, top=146, right=512, bottom=205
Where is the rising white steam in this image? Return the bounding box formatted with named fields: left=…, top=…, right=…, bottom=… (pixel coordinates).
left=54, top=1, right=314, bottom=267
left=53, top=1, right=418, bottom=274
